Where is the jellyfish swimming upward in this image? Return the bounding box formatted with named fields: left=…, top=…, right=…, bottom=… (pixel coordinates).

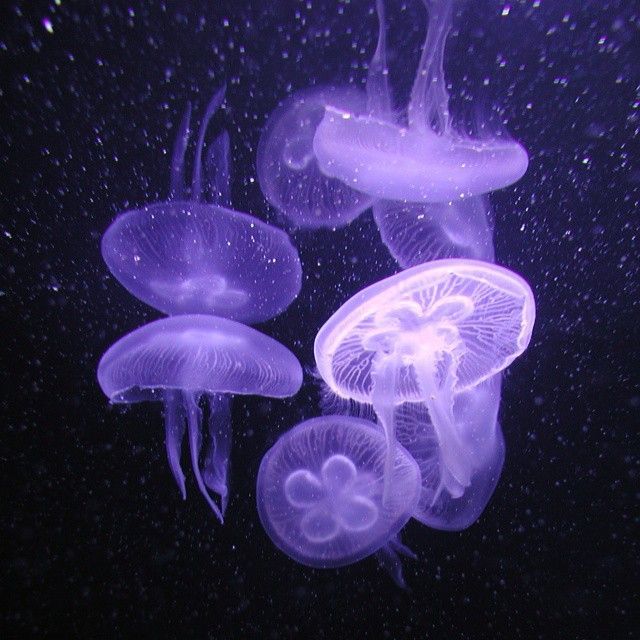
left=98, top=315, right=303, bottom=521
left=102, top=85, right=302, bottom=324
left=313, top=0, right=529, bottom=203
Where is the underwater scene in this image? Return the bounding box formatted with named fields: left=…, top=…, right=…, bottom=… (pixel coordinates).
left=1, top=0, right=638, bottom=638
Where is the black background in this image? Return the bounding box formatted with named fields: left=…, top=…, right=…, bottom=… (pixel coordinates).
left=1, top=0, right=638, bottom=638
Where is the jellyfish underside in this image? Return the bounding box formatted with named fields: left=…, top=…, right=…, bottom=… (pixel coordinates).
left=164, top=390, right=231, bottom=522
left=364, top=295, right=476, bottom=501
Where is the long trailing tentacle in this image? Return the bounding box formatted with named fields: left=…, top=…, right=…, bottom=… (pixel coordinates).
left=169, top=102, right=192, bottom=200
left=191, top=83, right=227, bottom=201
left=184, top=392, right=224, bottom=523
left=164, top=390, right=187, bottom=498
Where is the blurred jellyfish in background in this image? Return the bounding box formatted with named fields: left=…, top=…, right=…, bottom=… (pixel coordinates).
left=102, top=85, right=302, bottom=323
left=394, top=375, right=504, bottom=530
left=98, top=315, right=303, bottom=521
left=257, top=415, right=420, bottom=587
left=257, top=86, right=375, bottom=229
left=315, top=259, right=535, bottom=503
left=313, top=0, right=528, bottom=204
left=374, top=196, right=495, bottom=267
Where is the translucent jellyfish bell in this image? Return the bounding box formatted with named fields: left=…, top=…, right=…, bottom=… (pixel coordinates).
left=314, top=258, right=535, bottom=500
left=102, top=86, right=302, bottom=324
left=257, top=85, right=376, bottom=229
left=395, top=375, right=505, bottom=530
left=313, top=0, right=529, bottom=203
left=97, top=315, right=303, bottom=522
left=257, top=416, right=420, bottom=578
left=373, top=195, right=495, bottom=267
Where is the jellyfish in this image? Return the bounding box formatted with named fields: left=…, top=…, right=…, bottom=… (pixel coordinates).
left=373, top=195, right=495, bottom=267
left=101, top=85, right=302, bottom=324
left=257, top=415, right=420, bottom=585
left=314, top=258, right=535, bottom=500
left=256, top=85, right=376, bottom=229
left=394, top=375, right=505, bottom=530
left=97, top=314, right=303, bottom=522
left=313, top=0, right=529, bottom=203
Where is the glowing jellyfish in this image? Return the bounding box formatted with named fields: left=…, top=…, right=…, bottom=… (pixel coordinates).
left=102, top=85, right=302, bottom=324
left=256, top=85, right=375, bottom=229
left=373, top=195, right=495, bottom=267
left=97, top=315, right=303, bottom=522
left=257, top=415, right=420, bottom=585
left=314, top=258, right=535, bottom=500
left=313, top=0, right=529, bottom=203
left=395, top=375, right=504, bottom=530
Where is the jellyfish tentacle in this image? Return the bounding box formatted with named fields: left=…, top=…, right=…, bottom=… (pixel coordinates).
left=369, top=353, right=400, bottom=506
left=202, top=393, right=232, bottom=517
left=375, top=533, right=416, bottom=589
left=184, top=392, right=224, bottom=522
left=413, top=353, right=472, bottom=492
left=164, top=390, right=187, bottom=499
left=169, top=102, right=192, bottom=200
left=205, top=130, right=231, bottom=206
left=366, top=0, right=392, bottom=118
left=192, top=83, right=227, bottom=202
left=408, top=0, right=453, bottom=134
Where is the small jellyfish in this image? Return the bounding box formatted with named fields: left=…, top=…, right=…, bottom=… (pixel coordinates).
left=313, top=0, right=529, bottom=203
left=97, top=314, right=303, bottom=521
left=101, top=85, right=302, bottom=324
left=257, top=416, right=420, bottom=576
left=314, top=258, right=535, bottom=500
left=373, top=195, right=495, bottom=267
left=395, top=375, right=505, bottom=530
left=256, top=85, right=376, bottom=229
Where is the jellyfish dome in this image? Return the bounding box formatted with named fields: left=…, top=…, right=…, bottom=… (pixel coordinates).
left=102, top=84, right=302, bottom=324
left=395, top=375, right=505, bottom=530
left=312, top=0, right=528, bottom=203
left=257, top=416, right=420, bottom=569
left=314, top=258, right=535, bottom=498
left=373, top=195, right=495, bottom=268
left=98, top=314, right=303, bottom=522
left=257, top=86, right=376, bottom=229
left=101, top=202, right=302, bottom=324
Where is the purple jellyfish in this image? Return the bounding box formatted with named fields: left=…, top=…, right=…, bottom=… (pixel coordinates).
left=313, top=0, right=529, bottom=203
left=257, top=416, right=420, bottom=586
left=314, top=258, right=535, bottom=500
left=101, top=86, right=302, bottom=324
left=373, top=195, right=495, bottom=267
left=256, top=85, right=375, bottom=229
left=395, top=375, right=505, bottom=530
left=97, top=315, right=303, bottom=522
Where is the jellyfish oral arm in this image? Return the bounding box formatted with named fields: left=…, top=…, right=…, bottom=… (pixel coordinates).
left=205, top=130, right=232, bottom=207
left=374, top=533, right=417, bottom=589
left=202, top=393, right=232, bottom=517
left=169, top=102, right=192, bottom=200
left=369, top=353, right=400, bottom=505
left=164, top=390, right=187, bottom=499
left=412, top=352, right=471, bottom=493
left=184, top=392, right=224, bottom=523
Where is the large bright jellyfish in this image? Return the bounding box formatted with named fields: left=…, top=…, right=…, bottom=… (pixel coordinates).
left=314, top=259, right=535, bottom=500
left=395, top=375, right=505, bottom=530
left=101, top=86, right=302, bottom=324
left=313, top=0, right=528, bottom=203
left=257, top=416, right=420, bottom=583
left=97, top=315, right=303, bottom=522
left=256, top=86, right=375, bottom=229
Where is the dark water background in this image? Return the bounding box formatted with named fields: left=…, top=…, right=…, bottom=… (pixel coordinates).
left=1, top=0, right=638, bottom=637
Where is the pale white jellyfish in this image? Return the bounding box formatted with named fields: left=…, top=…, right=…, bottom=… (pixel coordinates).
left=314, top=259, right=535, bottom=500
left=313, top=0, right=529, bottom=203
